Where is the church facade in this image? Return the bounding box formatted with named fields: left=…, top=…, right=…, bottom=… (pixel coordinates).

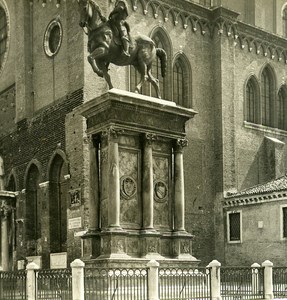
left=1, top=0, right=287, bottom=270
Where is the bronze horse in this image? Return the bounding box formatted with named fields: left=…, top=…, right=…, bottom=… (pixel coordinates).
left=78, top=0, right=167, bottom=98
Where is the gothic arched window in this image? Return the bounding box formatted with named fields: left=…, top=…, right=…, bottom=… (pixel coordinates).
left=26, top=164, right=41, bottom=252
left=245, top=78, right=258, bottom=123
left=172, top=55, right=191, bottom=107
left=7, top=175, right=16, bottom=192
left=278, top=87, right=287, bottom=130
left=261, top=68, right=274, bottom=127
left=49, top=154, right=68, bottom=253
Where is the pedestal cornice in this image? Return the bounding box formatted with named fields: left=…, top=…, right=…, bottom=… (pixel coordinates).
left=77, top=89, right=197, bottom=138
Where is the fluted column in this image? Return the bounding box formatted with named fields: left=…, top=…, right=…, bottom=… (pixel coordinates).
left=104, top=127, right=122, bottom=229
left=88, top=136, right=100, bottom=231
left=174, top=138, right=188, bottom=232
left=142, top=133, right=156, bottom=230
left=1, top=205, right=10, bottom=271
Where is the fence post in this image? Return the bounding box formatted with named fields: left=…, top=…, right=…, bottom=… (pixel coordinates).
left=147, top=260, right=159, bottom=300
left=26, top=262, right=40, bottom=300
left=71, top=259, right=85, bottom=300
left=209, top=260, right=221, bottom=300
left=262, top=260, right=274, bottom=300
left=251, top=263, right=260, bottom=295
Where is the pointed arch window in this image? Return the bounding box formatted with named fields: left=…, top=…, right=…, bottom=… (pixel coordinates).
left=7, top=175, right=16, bottom=192
left=49, top=154, right=68, bottom=253
left=261, top=68, right=273, bottom=127
left=246, top=79, right=256, bottom=123
left=150, top=36, right=166, bottom=98
left=278, top=87, right=287, bottom=130
left=173, top=59, right=184, bottom=106
left=245, top=77, right=260, bottom=124
left=26, top=164, right=41, bottom=253
left=172, top=55, right=191, bottom=107
left=283, top=6, right=287, bottom=38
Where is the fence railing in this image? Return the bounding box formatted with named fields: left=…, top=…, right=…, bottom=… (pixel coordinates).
left=221, top=266, right=264, bottom=300
left=1, top=259, right=287, bottom=300
left=0, top=270, right=26, bottom=300
left=37, top=268, right=72, bottom=300
left=84, top=267, right=148, bottom=300
left=159, top=267, right=210, bottom=300
left=273, top=267, right=287, bottom=298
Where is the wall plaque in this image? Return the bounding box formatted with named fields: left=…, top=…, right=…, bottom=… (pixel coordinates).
left=50, top=252, right=67, bottom=269
left=68, top=217, right=82, bottom=229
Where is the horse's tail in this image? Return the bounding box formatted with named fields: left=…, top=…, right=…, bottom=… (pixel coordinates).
left=156, top=48, right=167, bottom=78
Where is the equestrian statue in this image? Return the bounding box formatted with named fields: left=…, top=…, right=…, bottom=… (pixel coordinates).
left=78, top=0, right=167, bottom=98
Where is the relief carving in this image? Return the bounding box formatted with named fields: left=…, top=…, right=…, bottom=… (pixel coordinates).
left=102, top=126, right=124, bottom=140
left=120, top=176, right=137, bottom=200
left=147, top=239, right=157, bottom=253
left=176, top=138, right=188, bottom=151
left=181, top=241, right=190, bottom=254
left=145, top=133, right=157, bottom=145
left=154, top=180, right=168, bottom=203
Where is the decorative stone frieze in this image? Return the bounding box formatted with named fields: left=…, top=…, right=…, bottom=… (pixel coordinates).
left=223, top=192, right=287, bottom=208
left=127, top=0, right=287, bottom=63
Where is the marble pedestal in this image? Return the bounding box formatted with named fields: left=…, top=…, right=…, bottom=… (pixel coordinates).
left=78, top=89, right=198, bottom=266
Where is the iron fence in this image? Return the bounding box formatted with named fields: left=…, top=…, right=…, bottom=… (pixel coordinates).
left=273, top=267, right=287, bottom=298
left=84, top=267, right=148, bottom=300
left=0, top=270, right=26, bottom=300
left=221, top=267, right=264, bottom=300
left=158, top=267, right=211, bottom=300
left=36, top=268, right=72, bottom=300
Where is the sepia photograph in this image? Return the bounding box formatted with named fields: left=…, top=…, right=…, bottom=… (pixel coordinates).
left=0, top=0, right=287, bottom=299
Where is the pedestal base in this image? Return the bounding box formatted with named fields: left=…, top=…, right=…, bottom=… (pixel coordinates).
left=82, top=229, right=198, bottom=263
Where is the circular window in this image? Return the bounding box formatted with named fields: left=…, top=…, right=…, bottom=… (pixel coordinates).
left=43, top=20, right=63, bottom=57
left=0, top=6, right=8, bottom=69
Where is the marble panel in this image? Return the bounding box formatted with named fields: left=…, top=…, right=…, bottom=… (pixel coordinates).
left=153, top=155, right=171, bottom=228
left=119, top=149, right=141, bottom=228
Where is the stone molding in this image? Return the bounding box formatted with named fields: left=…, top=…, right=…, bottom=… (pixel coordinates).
left=223, top=191, right=287, bottom=208
left=33, top=0, right=287, bottom=63
left=128, top=0, right=287, bottom=64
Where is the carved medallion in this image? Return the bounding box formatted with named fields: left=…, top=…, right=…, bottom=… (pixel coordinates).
left=120, top=176, right=137, bottom=200
left=154, top=180, right=168, bottom=202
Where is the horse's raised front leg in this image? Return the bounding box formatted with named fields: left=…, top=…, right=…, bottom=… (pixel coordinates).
left=147, top=67, right=161, bottom=99
left=88, top=47, right=108, bottom=78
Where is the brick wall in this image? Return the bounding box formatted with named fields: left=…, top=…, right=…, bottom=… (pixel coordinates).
left=0, top=88, right=83, bottom=189
left=0, top=85, right=16, bottom=138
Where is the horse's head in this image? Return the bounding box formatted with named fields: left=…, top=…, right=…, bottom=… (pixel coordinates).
left=78, top=0, right=90, bottom=28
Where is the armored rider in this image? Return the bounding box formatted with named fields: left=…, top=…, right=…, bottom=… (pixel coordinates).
left=109, top=0, right=131, bottom=57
